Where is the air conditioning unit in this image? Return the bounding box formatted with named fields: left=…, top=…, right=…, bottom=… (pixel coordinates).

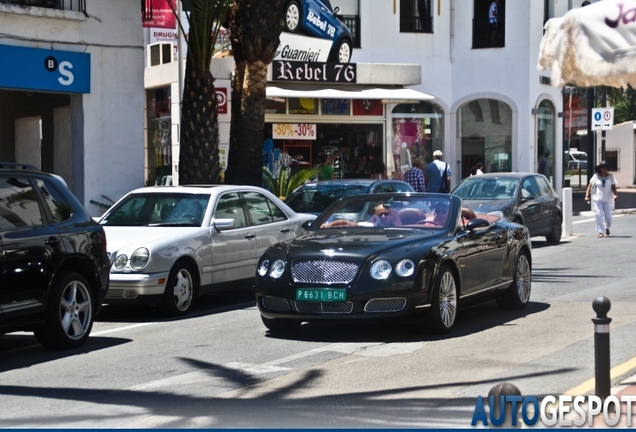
left=148, top=42, right=173, bottom=66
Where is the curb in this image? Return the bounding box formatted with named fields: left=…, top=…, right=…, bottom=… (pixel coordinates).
left=575, top=208, right=636, bottom=218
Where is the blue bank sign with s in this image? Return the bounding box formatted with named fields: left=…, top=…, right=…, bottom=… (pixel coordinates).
left=0, top=44, right=90, bottom=94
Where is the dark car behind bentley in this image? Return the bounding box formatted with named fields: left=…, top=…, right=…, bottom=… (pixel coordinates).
left=452, top=173, right=562, bottom=244
left=256, top=193, right=532, bottom=335
left=0, top=164, right=110, bottom=349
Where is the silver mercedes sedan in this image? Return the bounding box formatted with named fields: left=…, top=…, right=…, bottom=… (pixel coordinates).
left=98, top=185, right=316, bottom=316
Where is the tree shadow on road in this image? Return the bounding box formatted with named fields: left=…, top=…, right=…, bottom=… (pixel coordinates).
left=0, top=357, right=576, bottom=428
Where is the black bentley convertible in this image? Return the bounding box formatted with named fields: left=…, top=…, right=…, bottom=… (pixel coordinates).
left=255, top=193, right=532, bottom=334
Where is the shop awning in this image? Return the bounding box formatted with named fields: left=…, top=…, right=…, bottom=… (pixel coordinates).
left=266, top=85, right=434, bottom=103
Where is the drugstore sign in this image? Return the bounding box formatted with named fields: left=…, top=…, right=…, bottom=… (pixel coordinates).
left=0, top=45, right=91, bottom=93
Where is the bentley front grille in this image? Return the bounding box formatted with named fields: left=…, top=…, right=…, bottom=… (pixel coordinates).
left=291, top=259, right=359, bottom=284
left=364, top=298, right=407, bottom=313
left=293, top=301, right=354, bottom=314
left=262, top=296, right=291, bottom=311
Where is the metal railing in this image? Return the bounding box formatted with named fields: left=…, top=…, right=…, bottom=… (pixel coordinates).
left=0, top=0, right=86, bottom=13
left=341, top=15, right=361, bottom=48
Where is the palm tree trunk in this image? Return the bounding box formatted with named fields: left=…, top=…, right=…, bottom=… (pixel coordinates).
left=225, top=0, right=285, bottom=186
left=178, top=54, right=220, bottom=185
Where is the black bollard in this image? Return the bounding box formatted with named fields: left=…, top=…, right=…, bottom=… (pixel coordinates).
left=592, top=296, right=612, bottom=400
left=487, top=382, right=522, bottom=428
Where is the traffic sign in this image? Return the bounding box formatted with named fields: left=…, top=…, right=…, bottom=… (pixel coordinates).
left=591, top=107, right=614, bottom=131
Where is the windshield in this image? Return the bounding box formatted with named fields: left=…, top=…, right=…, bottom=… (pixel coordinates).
left=100, top=193, right=210, bottom=227
left=312, top=195, right=454, bottom=230
left=285, top=184, right=371, bottom=214
left=453, top=178, right=519, bottom=201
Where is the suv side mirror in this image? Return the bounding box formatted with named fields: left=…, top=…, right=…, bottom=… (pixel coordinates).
left=301, top=220, right=312, bottom=230
left=333, top=6, right=341, bottom=14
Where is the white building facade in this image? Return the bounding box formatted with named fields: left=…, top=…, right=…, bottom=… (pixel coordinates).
left=143, top=0, right=601, bottom=193
left=0, top=0, right=144, bottom=213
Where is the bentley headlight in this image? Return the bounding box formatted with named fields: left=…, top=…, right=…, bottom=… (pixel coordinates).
left=370, top=259, right=392, bottom=280
left=130, top=248, right=150, bottom=270
left=269, top=259, right=285, bottom=279
left=395, top=259, right=415, bottom=277
left=258, top=259, right=270, bottom=276
left=114, top=254, right=128, bottom=270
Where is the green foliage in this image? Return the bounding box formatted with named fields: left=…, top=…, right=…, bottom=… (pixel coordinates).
left=608, top=85, right=636, bottom=124
left=262, top=166, right=319, bottom=199
left=90, top=194, right=115, bottom=210
left=174, top=0, right=232, bottom=74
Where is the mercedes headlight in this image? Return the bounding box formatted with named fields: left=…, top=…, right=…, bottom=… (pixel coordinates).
left=370, top=259, right=392, bottom=280
left=269, top=259, right=286, bottom=279
left=395, top=259, right=415, bottom=277
left=258, top=259, right=270, bottom=276
left=114, top=254, right=128, bottom=270
left=130, top=248, right=150, bottom=270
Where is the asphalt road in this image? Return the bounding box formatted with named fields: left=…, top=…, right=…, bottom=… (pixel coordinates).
left=1, top=213, right=635, bottom=428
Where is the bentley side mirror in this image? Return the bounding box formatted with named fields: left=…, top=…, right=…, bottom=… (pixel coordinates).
left=333, top=6, right=341, bottom=14
left=301, top=220, right=313, bottom=230
left=466, top=218, right=490, bottom=231
left=213, top=218, right=235, bottom=231
left=521, top=194, right=537, bottom=203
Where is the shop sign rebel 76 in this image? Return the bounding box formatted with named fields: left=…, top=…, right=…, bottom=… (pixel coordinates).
left=273, top=61, right=356, bottom=83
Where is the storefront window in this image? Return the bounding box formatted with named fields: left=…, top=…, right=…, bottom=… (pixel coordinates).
left=265, top=98, right=286, bottom=114
left=391, top=102, right=444, bottom=174
left=321, top=98, right=350, bottom=115
left=537, top=99, right=556, bottom=184
left=146, top=87, right=172, bottom=185
left=289, top=98, right=318, bottom=115
left=458, top=98, right=512, bottom=178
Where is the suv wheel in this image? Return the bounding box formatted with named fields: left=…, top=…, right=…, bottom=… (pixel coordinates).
left=34, top=271, right=94, bottom=350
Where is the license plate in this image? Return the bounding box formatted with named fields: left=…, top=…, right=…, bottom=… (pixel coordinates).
left=296, top=288, right=347, bottom=302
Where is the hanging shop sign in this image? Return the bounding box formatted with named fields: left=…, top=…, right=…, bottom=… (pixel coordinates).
left=215, top=88, right=227, bottom=114
left=272, top=123, right=317, bottom=140
left=142, top=0, right=176, bottom=29
left=0, top=44, right=90, bottom=94
left=272, top=61, right=356, bottom=83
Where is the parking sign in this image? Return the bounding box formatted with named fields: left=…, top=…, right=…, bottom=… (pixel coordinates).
left=591, top=108, right=614, bottom=131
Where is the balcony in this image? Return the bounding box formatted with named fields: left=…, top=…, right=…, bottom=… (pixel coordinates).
left=0, top=0, right=86, bottom=13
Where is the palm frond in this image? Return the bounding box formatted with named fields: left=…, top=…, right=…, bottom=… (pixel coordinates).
left=262, top=166, right=319, bottom=199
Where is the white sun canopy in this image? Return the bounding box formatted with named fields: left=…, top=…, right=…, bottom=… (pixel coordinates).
left=538, top=0, right=636, bottom=88
left=266, top=85, right=434, bottom=103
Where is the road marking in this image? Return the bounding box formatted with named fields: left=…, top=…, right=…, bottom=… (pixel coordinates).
left=564, top=355, right=636, bottom=396
left=129, top=363, right=291, bottom=391
left=91, top=322, right=157, bottom=336
left=573, top=214, right=624, bottom=225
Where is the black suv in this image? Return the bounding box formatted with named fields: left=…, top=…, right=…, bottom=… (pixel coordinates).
left=0, top=163, right=110, bottom=349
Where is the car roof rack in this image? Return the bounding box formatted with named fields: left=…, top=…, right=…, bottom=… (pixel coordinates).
left=0, top=162, right=39, bottom=170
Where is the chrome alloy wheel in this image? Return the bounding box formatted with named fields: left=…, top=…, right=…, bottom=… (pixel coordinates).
left=286, top=3, right=300, bottom=32
left=438, top=271, right=457, bottom=329
left=59, top=279, right=93, bottom=341
left=172, top=268, right=194, bottom=312
left=515, top=253, right=531, bottom=304
left=338, top=42, right=351, bottom=63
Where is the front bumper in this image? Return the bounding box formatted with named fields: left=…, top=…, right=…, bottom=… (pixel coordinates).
left=256, top=290, right=428, bottom=321
left=104, top=271, right=169, bottom=302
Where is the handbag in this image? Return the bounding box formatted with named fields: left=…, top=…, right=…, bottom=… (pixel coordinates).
left=438, top=164, right=450, bottom=193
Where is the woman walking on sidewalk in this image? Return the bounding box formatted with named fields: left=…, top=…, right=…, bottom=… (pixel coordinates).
left=585, top=160, right=617, bottom=238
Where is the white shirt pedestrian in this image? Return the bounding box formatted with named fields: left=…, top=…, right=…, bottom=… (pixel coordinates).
left=585, top=162, right=617, bottom=238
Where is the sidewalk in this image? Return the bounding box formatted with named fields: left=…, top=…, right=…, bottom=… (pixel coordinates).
left=572, top=187, right=636, bottom=217
left=590, top=374, right=636, bottom=427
